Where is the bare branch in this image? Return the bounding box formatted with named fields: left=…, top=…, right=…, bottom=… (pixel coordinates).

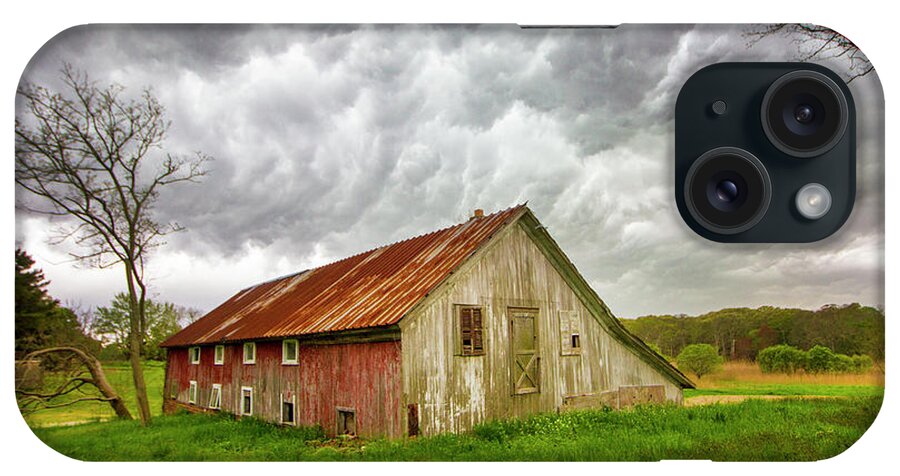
left=744, top=23, right=873, bottom=82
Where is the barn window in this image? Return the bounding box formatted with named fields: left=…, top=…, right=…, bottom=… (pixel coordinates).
left=337, top=407, right=356, bottom=435
left=281, top=394, right=295, bottom=425
left=209, top=383, right=222, bottom=409
left=243, top=342, right=256, bottom=364
left=214, top=345, right=225, bottom=365
left=559, top=310, right=582, bottom=356
left=189, top=346, right=201, bottom=364
left=241, top=386, right=253, bottom=416
left=188, top=380, right=198, bottom=404
left=457, top=305, right=484, bottom=356
left=282, top=339, right=299, bottom=365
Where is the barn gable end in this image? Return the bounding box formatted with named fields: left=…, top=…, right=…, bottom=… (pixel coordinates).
left=398, top=210, right=692, bottom=436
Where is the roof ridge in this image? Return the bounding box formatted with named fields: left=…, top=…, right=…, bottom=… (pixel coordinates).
left=238, top=269, right=310, bottom=293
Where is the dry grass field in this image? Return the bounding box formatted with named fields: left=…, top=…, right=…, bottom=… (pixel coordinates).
left=696, top=360, right=885, bottom=388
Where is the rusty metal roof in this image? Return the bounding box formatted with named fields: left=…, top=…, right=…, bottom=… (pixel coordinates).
left=161, top=205, right=527, bottom=347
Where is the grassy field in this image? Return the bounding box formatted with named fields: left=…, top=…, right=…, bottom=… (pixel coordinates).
left=21, top=359, right=885, bottom=461
left=30, top=396, right=882, bottom=461
left=21, top=361, right=166, bottom=427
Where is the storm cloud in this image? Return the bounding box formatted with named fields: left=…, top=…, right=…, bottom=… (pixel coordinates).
left=15, top=24, right=884, bottom=317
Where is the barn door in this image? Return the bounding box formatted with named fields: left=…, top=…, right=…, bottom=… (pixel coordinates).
left=510, top=308, right=540, bottom=395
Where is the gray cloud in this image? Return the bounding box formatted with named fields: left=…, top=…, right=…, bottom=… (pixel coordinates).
left=16, top=24, right=884, bottom=317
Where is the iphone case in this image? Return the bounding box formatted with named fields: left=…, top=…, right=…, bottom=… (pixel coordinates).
left=15, top=24, right=884, bottom=461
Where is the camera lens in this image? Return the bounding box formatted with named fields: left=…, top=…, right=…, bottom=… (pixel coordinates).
left=761, top=70, right=849, bottom=158
left=684, top=147, right=771, bottom=235
left=708, top=175, right=746, bottom=212
left=793, top=104, right=815, bottom=124
left=716, top=180, right=739, bottom=203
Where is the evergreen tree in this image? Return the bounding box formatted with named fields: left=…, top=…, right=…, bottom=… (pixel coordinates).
left=15, top=248, right=94, bottom=355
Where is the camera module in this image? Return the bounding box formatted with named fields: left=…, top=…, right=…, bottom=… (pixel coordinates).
left=676, top=63, right=855, bottom=242
left=761, top=70, right=849, bottom=158
left=684, top=147, right=771, bottom=235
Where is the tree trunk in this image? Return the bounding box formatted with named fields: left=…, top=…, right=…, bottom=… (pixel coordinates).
left=125, top=265, right=152, bottom=426
left=128, top=338, right=152, bottom=425
left=21, top=347, right=132, bottom=420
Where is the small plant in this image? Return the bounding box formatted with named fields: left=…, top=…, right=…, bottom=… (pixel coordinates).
left=676, top=344, right=723, bottom=379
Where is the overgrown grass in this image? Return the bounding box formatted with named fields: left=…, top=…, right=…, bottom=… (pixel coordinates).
left=21, top=361, right=166, bottom=427
left=31, top=411, right=326, bottom=461
left=31, top=396, right=882, bottom=461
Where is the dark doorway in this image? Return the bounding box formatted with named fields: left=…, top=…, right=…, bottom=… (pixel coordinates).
left=337, top=408, right=356, bottom=436
left=407, top=403, right=419, bottom=437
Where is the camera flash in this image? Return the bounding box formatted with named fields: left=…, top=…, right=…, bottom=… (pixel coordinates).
left=795, top=183, right=832, bottom=220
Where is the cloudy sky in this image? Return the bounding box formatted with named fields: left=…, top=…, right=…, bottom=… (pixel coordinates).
left=14, top=24, right=884, bottom=318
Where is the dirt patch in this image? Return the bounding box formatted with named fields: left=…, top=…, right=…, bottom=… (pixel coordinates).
left=685, top=395, right=839, bottom=406
left=33, top=418, right=113, bottom=428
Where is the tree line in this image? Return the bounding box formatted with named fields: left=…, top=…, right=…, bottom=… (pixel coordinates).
left=621, top=304, right=884, bottom=363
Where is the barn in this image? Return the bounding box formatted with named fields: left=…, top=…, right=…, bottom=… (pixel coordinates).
left=160, top=205, right=693, bottom=438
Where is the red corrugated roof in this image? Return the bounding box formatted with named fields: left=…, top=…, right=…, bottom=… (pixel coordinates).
left=161, top=205, right=526, bottom=347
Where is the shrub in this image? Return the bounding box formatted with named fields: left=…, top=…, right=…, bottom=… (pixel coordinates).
left=831, top=353, right=854, bottom=373
left=803, top=344, right=869, bottom=373
left=758, top=343, right=876, bottom=374
left=851, top=354, right=874, bottom=373
left=676, top=344, right=723, bottom=379
left=806, top=345, right=836, bottom=374
left=757, top=344, right=807, bottom=373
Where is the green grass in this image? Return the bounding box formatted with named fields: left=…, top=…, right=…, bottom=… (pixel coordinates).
left=685, top=384, right=885, bottom=398
left=21, top=362, right=884, bottom=460
left=31, top=396, right=882, bottom=461
left=21, top=361, right=166, bottom=427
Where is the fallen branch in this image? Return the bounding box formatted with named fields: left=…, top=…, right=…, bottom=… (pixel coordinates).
left=16, top=347, right=132, bottom=420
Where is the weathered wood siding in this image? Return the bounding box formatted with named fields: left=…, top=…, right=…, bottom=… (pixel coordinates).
left=164, top=339, right=403, bottom=437
left=400, top=222, right=683, bottom=436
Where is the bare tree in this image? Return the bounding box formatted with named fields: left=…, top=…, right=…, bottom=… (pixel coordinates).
left=16, top=347, right=132, bottom=420
left=176, top=305, right=205, bottom=327
left=65, top=299, right=97, bottom=339
left=15, top=64, right=209, bottom=425
left=745, top=24, right=874, bottom=82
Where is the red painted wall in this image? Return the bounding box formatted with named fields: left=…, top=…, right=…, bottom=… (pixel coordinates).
left=164, top=339, right=403, bottom=438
